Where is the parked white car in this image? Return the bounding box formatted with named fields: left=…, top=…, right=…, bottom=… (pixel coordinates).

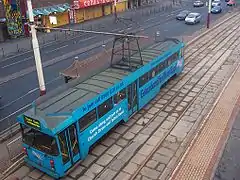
left=212, top=1, right=221, bottom=6
left=185, top=13, right=201, bottom=24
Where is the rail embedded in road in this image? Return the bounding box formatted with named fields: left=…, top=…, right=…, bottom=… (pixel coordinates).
left=2, top=10, right=240, bottom=180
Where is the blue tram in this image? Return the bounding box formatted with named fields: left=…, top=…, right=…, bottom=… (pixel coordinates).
left=17, top=38, right=184, bottom=178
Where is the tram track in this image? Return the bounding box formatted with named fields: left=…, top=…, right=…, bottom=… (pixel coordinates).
left=0, top=7, right=233, bottom=138
left=63, top=13, right=240, bottom=180
left=90, top=16, right=240, bottom=180
left=0, top=3, right=234, bottom=139
left=1, top=10, right=239, bottom=180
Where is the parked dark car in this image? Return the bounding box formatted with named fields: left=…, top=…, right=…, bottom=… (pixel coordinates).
left=225, top=0, right=230, bottom=2
left=211, top=6, right=222, bottom=13
left=176, top=10, right=191, bottom=20
left=193, top=0, right=204, bottom=7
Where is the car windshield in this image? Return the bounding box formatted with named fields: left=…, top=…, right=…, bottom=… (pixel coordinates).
left=195, top=1, right=201, bottom=3
left=21, top=125, right=59, bottom=156
left=188, top=14, right=196, bottom=18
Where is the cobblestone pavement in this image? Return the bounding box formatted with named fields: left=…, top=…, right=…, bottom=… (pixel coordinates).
left=4, top=12, right=240, bottom=180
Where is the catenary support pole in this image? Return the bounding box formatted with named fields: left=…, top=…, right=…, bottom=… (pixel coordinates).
left=207, top=0, right=212, bottom=28
left=26, top=0, right=46, bottom=96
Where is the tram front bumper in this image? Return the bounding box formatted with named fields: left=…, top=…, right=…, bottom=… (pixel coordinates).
left=25, top=157, right=60, bottom=179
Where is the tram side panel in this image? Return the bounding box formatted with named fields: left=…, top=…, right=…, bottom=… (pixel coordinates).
left=79, top=100, right=128, bottom=159
left=138, top=53, right=183, bottom=109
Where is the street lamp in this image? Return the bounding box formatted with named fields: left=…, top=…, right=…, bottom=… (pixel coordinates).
left=207, top=0, right=212, bottom=28
left=26, top=0, right=46, bottom=96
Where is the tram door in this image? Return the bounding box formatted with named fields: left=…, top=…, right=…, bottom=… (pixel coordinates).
left=58, top=124, right=80, bottom=171
left=128, top=81, right=138, bottom=116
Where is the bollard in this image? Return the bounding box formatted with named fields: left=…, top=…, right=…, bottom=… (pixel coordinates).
left=43, top=35, right=45, bottom=44
left=1, top=47, right=4, bottom=58
left=17, top=44, right=20, bottom=52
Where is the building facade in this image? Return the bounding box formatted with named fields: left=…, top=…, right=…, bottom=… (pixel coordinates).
left=72, top=0, right=128, bottom=23
left=2, top=0, right=24, bottom=38
left=1, top=0, right=130, bottom=39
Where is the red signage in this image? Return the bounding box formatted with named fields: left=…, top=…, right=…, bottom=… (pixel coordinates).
left=78, top=0, right=113, bottom=8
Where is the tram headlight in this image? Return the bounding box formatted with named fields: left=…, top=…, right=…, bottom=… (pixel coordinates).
left=23, top=147, right=28, bottom=155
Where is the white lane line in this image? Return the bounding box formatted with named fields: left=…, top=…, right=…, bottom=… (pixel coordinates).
left=0, top=87, right=38, bottom=110
left=78, top=36, right=96, bottom=43
left=45, top=45, right=69, bottom=54
left=145, top=17, right=156, bottom=22
left=1, top=56, right=33, bottom=69
left=0, top=76, right=61, bottom=111
left=0, top=103, right=31, bottom=123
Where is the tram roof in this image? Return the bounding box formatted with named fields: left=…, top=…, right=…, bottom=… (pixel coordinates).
left=24, top=39, right=182, bottom=130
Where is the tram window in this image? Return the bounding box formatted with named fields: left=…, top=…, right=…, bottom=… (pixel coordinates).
left=139, top=73, right=148, bottom=87
left=69, top=124, right=79, bottom=156
left=114, top=88, right=126, bottom=104
left=98, top=98, right=113, bottom=118
left=167, top=55, right=173, bottom=66
left=158, top=62, right=164, bottom=73
left=58, top=131, right=70, bottom=164
left=79, top=109, right=97, bottom=131
left=174, top=52, right=179, bottom=59
left=149, top=68, right=157, bottom=79
left=21, top=125, right=59, bottom=156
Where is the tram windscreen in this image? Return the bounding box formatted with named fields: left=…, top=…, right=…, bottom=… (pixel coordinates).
left=21, top=125, right=59, bottom=156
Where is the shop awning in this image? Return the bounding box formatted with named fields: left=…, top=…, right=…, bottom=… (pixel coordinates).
left=27, top=3, right=70, bottom=17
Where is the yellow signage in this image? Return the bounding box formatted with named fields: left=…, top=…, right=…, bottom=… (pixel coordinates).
left=24, top=116, right=41, bottom=129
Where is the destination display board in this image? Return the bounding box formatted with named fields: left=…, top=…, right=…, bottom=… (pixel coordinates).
left=24, top=116, right=41, bottom=129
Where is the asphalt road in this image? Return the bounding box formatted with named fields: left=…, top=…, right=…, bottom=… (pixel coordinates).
left=213, top=111, right=240, bottom=180
left=0, top=1, right=232, bottom=132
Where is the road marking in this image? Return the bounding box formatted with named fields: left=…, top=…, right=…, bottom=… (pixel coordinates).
left=145, top=17, right=157, bottom=22
left=0, top=76, right=61, bottom=125
left=1, top=56, right=33, bottom=69
left=78, top=36, right=96, bottom=43
left=0, top=8, right=183, bottom=63
left=0, top=87, right=38, bottom=110
left=1, top=36, right=95, bottom=68
left=45, top=45, right=69, bottom=54
left=0, top=103, right=31, bottom=123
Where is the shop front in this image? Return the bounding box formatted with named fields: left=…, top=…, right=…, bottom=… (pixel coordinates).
left=115, top=0, right=128, bottom=12
left=28, top=3, right=70, bottom=29
left=74, top=0, right=116, bottom=22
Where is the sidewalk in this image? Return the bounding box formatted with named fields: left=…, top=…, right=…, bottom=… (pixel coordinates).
left=0, top=0, right=178, bottom=58
left=170, top=57, right=240, bottom=179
